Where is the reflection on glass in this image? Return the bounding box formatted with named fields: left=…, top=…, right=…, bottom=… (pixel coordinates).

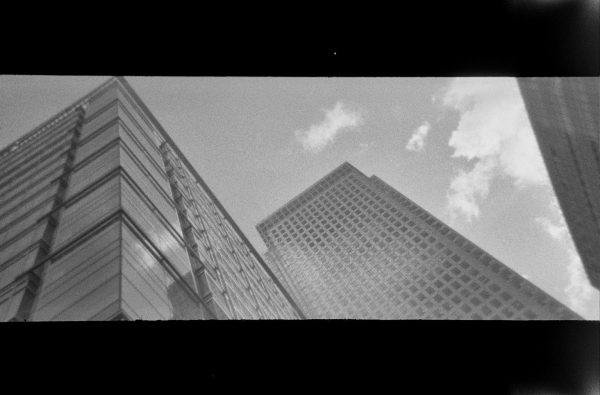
left=123, top=224, right=205, bottom=320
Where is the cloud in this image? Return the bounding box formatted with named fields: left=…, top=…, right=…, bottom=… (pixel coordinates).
left=564, top=248, right=594, bottom=315
left=535, top=196, right=596, bottom=316
left=405, top=121, right=431, bottom=152
left=440, top=77, right=550, bottom=221
left=295, top=101, right=363, bottom=153
left=535, top=216, right=567, bottom=241
left=447, top=158, right=497, bottom=222
left=440, top=77, right=598, bottom=318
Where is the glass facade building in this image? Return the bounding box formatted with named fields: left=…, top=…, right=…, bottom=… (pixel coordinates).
left=0, top=77, right=302, bottom=321
left=257, top=162, right=581, bottom=319
left=518, top=77, right=600, bottom=291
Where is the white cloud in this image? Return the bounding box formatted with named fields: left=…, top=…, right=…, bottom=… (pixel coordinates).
left=535, top=216, right=567, bottom=241
left=440, top=77, right=550, bottom=221
left=439, top=77, right=598, bottom=318
left=295, top=101, right=363, bottom=153
left=447, top=158, right=497, bottom=222
left=405, top=121, right=431, bottom=152
left=535, top=196, right=596, bottom=317
left=564, top=248, right=594, bottom=315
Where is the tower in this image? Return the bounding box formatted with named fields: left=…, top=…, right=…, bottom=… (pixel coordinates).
left=518, top=77, right=600, bottom=291
left=257, top=162, right=581, bottom=319
left=0, top=77, right=302, bottom=321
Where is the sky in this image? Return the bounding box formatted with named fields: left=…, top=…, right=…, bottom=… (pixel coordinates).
left=0, top=75, right=598, bottom=320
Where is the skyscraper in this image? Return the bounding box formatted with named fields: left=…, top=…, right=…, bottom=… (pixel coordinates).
left=0, top=77, right=302, bottom=321
left=257, top=162, right=581, bottom=319
left=518, top=77, right=600, bottom=291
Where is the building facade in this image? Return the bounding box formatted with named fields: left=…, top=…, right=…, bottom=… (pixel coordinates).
left=257, top=162, right=581, bottom=319
left=518, top=77, right=600, bottom=291
left=0, top=77, right=302, bottom=321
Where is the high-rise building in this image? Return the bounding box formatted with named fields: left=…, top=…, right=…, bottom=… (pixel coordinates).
left=518, top=77, right=600, bottom=291
left=257, top=162, right=581, bottom=319
left=0, top=77, right=302, bottom=321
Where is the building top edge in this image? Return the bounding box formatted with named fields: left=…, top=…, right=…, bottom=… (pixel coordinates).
left=0, top=76, right=118, bottom=160
left=256, top=161, right=364, bottom=231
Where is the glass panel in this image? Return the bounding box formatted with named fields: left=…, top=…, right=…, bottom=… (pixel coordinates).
left=0, top=200, right=55, bottom=246
left=32, top=221, right=121, bottom=321
left=52, top=176, right=120, bottom=249
left=75, top=122, right=120, bottom=164
left=0, top=166, right=64, bottom=207
left=83, top=83, right=118, bottom=118
left=0, top=249, right=38, bottom=290
left=122, top=225, right=206, bottom=320
left=0, top=153, right=68, bottom=198
left=68, top=144, right=120, bottom=197
left=0, top=183, right=59, bottom=221
left=80, top=102, right=119, bottom=140
left=117, top=88, right=164, bottom=150
left=0, top=222, right=47, bottom=264
left=120, top=147, right=178, bottom=227
left=121, top=180, right=194, bottom=289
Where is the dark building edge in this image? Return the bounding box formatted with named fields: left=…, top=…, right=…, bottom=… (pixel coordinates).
left=516, top=78, right=600, bottom=291
left=257, top=162, right=353, bottom=231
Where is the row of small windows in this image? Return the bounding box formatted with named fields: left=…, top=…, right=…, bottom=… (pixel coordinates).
left=260, top=165, right=355, bottom=230
left=287, top=254, right=538, bottom=319
left=168, top=156, right=298, bottom=318
left=300, top=257, right=541, bottom=319
left=265, top=169, right=573, bottom=318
